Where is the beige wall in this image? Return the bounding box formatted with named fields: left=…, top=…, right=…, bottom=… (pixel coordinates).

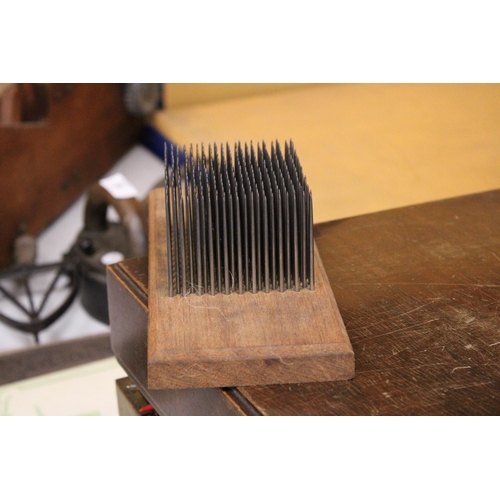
left=163, top=83, right=316, bottom=108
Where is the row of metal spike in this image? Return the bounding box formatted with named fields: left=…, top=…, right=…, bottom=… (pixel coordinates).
left=164, top=140, right=314, bottom=296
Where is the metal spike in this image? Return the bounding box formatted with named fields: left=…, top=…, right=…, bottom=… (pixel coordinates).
left=221, top=176, right=229, bottom=295
left=209, top=147, right=222, bottom=293
left=206, top=169, right=215, bottom=296
left=164, top=143, right=173, bottom=297
left=186, top=145, right=195, bottom=294
left=309, top=190, right=315, bottom=290
left=176, top=148, right=186, bottom=296
left=237, top=152, right=249, bottom=292
left=171, top=146, right=179, bottom=294
left=277, top=190, right=284, bottom=292
left=199, top=163, right=207, bottom=293
left=193, top=161, right=202, bottom=294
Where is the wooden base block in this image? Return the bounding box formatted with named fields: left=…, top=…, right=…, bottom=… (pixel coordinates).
left=148, top=188, right=354, bottom=389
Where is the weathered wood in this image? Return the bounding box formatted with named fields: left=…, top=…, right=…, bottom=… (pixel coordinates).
left=107, top=259, right=244, bottom=415
left=0, top=83, right=143, bottom=269
left=110, top=189, right=500, bottom=415
left=240, top=190, right=500, bottom=415
left=147, top=188, right=354, bottom=389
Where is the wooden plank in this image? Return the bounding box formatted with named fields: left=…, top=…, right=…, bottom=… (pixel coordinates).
left=107, top=259, right=244, bottom=415
left=147, top=188, right=354, bottom=389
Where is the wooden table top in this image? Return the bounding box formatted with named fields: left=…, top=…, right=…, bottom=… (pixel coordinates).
left=153, top=84, right=500, bottom=224
left=112, top=189, right=500, bottom=415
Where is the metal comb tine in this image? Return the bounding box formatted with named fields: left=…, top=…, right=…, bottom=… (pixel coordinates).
left=186, top=146, right=195, bottom=293
left=245, top=142, right=250, bottom=169
left=164, top=143, right=173, bottom=297
left=283, top=148, right=299, bottom=290
left=228, top=175, right=235, bottom=292
left=227, top=143, right=241, bottom=292
left=199, top=160, right=206, bottom=293
left=242, top=161, right=256, bottom=293
left=291, top=184, right=299, bottom=291
left=231, top=154, right=243, bottom=294
left=201, top=142, right=206, bottom=169
left=221, top=145, right=233, bottom=292
left=277, top=190, right=284, bottom=292
left=249, top=187, right=256, bottom=293
left=254, top=144, right=268, bottom=292
left=170, top=145, right=179, bottom=294
left=268, top=144, right=281, bottom=290
left=213, top=187, right=221, bottom=293
left=294, top=151, right=304, bottom=185
left=216, top=145, right=228, bottom=294
left=221, top=174, right=229, bottom=294
left=275, top=152, right=288, bottom=289
left=248, top=149, right=261, bottom=291
left=176, top=148, right=187, bottom=296
left=209, top=147, right=221, bottom=293
left=299, top=180, right=306, bottom=288
left=284, top=186, right=290, bottom=290
left=200, top=160, right=207, bottom=293
left=235, top=190, right=243, bottom=293
left=262, top=185, right=269, bottom=293
left=217, top=147, right=225, bottom=293
left=309, top=190, right=314, bottom=290
left=270, top=143, right=283, bottom=291
left=205, top=168, right=215, bottom=296
left=304, top=180, right=310, bottom=285
left=237, top=153, right=249, bottom=292
left=263, top=151, right=275, bottom=290
left=192, top=162, right=201, bottom=294
left=280, top=145, right=293, bottom=289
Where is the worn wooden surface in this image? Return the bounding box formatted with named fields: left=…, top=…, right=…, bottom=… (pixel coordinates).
left=0, top=83, right=143, bottom=269
left=107, top=259, right=244, bottom=415
left=110, top=190, right=500, bottom=415
left=147, top=188, right=354, bottom=389
left=241, top=190, right=500, bottom=415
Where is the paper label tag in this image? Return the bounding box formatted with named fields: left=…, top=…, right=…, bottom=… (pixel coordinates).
left=99, top=173, right=139, bottom=200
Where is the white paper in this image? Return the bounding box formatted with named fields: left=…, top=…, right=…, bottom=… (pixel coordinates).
left=99, top=172, right=139, bottom=199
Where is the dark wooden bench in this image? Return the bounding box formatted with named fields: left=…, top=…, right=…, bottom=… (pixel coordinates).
left=108, top=190, right=500, bottom=415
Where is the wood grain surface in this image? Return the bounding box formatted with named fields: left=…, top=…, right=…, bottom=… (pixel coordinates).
left=147, top=188, right=354, bottom=389
left=108, top=259, right=244, bottom=415
left=239, top=190, right=500, bottom=415
left=110, top=189, right=500, bottom=415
